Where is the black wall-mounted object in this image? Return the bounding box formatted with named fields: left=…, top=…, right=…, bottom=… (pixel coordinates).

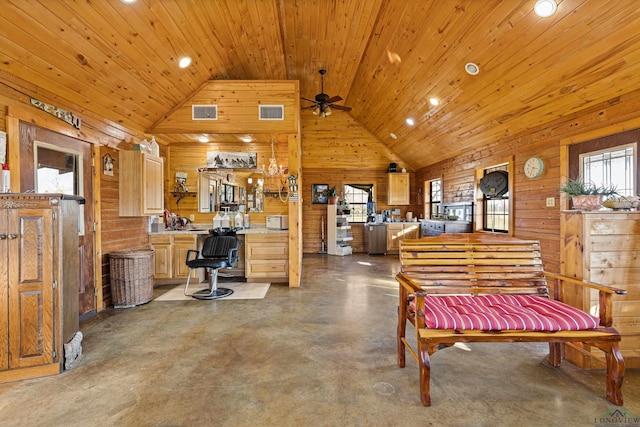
left=480, top=170, right=509, bottom=198
left=388, top=163, right=397, bottom=173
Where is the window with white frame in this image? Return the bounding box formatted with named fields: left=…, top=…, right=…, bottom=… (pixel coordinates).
left=580, top=144, right=636, bottom=196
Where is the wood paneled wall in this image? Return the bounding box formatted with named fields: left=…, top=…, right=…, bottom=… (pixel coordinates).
left=150, top=81, right=299, bottom=134
left=416, top=87, right=640, bottom=273
left=300, top=112, right=419, bottom=253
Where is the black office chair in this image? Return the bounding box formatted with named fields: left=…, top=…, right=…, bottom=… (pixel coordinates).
left=184, top=235, right=239, bottom=300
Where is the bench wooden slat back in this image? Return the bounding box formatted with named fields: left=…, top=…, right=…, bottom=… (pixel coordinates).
left=399, top=234, right=548, bottom=297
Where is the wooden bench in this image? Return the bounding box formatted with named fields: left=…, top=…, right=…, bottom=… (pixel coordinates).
left=396, top=234, right=627, bottom=406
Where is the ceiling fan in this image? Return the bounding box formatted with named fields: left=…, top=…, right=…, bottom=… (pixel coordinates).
left=302, top=69, right=352, bottom=117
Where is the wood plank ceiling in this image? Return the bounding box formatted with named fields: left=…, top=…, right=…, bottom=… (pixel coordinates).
left=1, top=0, right=640, bottom=170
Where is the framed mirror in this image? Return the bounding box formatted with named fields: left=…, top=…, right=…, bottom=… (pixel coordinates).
left=198, top=169, right=264, bottom=213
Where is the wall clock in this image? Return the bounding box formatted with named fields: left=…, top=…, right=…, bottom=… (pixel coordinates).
left=524, top=157, right=544, bottom=179
left=480, top=170, right=509, bottom=198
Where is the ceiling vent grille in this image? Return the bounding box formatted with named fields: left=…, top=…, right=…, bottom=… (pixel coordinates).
left=259, top=105, right=284, bottom=120
left=192, top=105, right=218, bottom=120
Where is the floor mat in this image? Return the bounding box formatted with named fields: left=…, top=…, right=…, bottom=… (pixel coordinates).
left=154, top=282, right=270, bottom=301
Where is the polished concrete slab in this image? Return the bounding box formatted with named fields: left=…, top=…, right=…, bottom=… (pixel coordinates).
left=0, top=254, right=638, bottom=426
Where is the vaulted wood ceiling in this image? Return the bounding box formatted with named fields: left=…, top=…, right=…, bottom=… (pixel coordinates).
left=1, top=0, right=640, bottom=170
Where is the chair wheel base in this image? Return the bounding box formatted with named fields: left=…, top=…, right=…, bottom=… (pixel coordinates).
left=191, top=288, right=234, bottom=300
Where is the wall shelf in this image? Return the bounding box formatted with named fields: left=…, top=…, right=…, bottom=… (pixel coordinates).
left=172, top=191, right=196, bottom=204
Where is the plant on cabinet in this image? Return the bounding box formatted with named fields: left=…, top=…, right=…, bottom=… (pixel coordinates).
left=559, top=177, right=617, bottom=211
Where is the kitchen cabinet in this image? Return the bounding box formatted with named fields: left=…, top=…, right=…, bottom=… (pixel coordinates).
left=119, top=151, right=164, bottom=216
left=386, top=223, right=420, bottom=254
left=245, top=233, right=288, bottom=281
left=327, top=205, right=353, bottom=256
left=0, top=194, right=82, bottom=383
left=387, top=173, right=410, bottom=205
left=150, top=234, right=199, bottom=281
left=560, top=210, right=640, bottom=369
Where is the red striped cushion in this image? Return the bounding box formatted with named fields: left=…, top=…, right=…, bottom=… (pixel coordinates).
left=419, top=295, right=599, bottom=331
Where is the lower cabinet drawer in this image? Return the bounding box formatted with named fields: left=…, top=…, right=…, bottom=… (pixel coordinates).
left=246, top=259, right=288, bottom=278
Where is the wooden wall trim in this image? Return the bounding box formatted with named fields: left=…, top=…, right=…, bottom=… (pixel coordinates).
left=6, top=116, right=20, bottom=192
left=559, top=116, right=640, bottom=147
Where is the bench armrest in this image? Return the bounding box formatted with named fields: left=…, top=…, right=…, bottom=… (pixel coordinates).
left=543, top=271, right=627, bottom=295
left=544, top=271, right=627, bottom=327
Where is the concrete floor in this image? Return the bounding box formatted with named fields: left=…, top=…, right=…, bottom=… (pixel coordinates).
left=0, top=254, right=638, bottom=427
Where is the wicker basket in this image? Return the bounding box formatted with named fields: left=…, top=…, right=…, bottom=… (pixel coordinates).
left=109, top=249, right=154, bottom=308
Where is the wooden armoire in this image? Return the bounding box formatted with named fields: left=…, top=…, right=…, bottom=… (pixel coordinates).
left=560, top=210, right=640, bottom=369
left=0, top=193, right=82, bottom=382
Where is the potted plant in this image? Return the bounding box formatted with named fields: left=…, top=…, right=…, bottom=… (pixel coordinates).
left=559, top=177, right=617, bottom=210
left=327, top=186, right=339, bottom=205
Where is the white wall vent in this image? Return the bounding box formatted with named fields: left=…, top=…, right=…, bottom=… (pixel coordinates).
left=259, top=105, right=284, bottom=120
left=192, top=105, right=218, bottom=120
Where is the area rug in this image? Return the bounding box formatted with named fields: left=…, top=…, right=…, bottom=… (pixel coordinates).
left=154, top=282, right=270, bottom=301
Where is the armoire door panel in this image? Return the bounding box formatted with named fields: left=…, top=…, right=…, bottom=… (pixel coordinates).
left=8, top=208, right=54, bottom=369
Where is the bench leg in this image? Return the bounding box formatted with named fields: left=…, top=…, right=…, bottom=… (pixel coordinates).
left=419, top=341, right=432, bottom=406
left=605, top=343, right=625, bottom=405
left=397, top=305, right=407, bottom=368
left=548, top=342, right=562, bottom=367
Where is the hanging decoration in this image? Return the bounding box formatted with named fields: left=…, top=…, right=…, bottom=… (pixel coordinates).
left=264, top=139, right=285, bottom=178
left=30, top=98, right=82, bottom=129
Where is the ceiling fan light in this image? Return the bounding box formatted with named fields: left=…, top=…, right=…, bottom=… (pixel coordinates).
left=324, top=106, right=332, bottom=116
left=534, top=0, right=557, bottom=17
left=313, top=106, right=320, bottom=116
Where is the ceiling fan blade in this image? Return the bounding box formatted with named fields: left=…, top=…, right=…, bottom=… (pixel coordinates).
left=301, top=97, right=317, bottom=103
left=301, top=105, right=317, bottom=110
left=329, top=104, right=352, bottom=111
left=325, top=95, right=343, bottom=104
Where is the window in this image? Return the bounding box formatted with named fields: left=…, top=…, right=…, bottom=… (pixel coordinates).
left=429, top=179, right=441, bottom=219
left=344, top=184, right=373, bottom=223
left=35, top=142, right=84, bottom=235
left=580, top=144, right=636, bottom=196
left=482, top=164, right=509, bottom=233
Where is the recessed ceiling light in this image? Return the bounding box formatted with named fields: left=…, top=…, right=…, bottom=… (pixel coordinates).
left=120, top=0, right=137, bottom=3
left=390, top=133, right=397, bottom=139
left=178, top=56, right=192, bottom=68
left=429, top=97, right=439, bottom=106
left=406, top=118, right=415, bottom=126
left=465, top=62, right=480, bottom=75
left=534, top=0, right=557, bottom=18
left=198, top=135, right=209, bottom=143
left=240, top=136, right=253, bottom=143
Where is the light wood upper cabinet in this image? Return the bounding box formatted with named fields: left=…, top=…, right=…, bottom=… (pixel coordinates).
left=387, top=173, right=410, bottom=205
left=119, top=151, right=164, bottom=216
